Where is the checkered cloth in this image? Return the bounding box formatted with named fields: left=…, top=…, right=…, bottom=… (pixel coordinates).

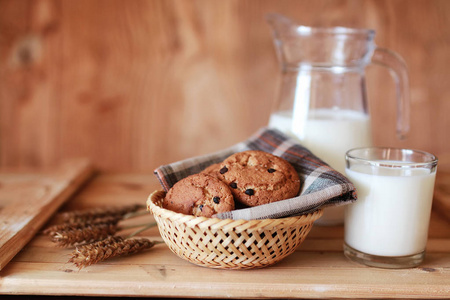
left=154, top=127, right=357, bottom=220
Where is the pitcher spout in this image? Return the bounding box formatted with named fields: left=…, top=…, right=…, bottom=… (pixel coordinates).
left=265, top=13, right=297, bottom=36
left=266, top=13, right=315, bottom=37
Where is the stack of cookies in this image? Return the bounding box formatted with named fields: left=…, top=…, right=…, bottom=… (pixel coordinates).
left=163, top=150, right=301, bottom=218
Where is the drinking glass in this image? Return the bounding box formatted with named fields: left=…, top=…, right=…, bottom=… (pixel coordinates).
left=344, top=147, right=438, bottom=268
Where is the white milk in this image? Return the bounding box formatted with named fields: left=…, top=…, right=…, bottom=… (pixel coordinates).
left=344, top=164, right=436, bottom=257
left=269, top=109, right=372, bottom=173
left=268, top=109, right=372, bottom=225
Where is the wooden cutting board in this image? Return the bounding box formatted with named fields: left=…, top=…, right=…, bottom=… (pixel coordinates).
left=0, top=159, right=94, bottom=270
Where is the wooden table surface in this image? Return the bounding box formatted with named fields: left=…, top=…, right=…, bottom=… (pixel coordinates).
left=0, top=170, right=449, bottom=299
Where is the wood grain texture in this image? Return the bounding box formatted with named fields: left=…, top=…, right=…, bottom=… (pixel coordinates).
left=0, top=158, right=93, bottom=270
left=0, top=0, right=449, bottom=171
left=0, top=172, right=449, bottom=298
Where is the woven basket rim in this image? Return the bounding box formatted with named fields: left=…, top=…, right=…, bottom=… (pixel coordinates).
left=147, top=190, right=323, bottom=232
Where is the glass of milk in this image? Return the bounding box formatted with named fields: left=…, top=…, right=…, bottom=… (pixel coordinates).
left=344, top=147, right=438, bottom=268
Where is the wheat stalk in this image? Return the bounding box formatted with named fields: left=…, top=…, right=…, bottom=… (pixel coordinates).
left=44, top=204, right=162, bottom=267
left=60, top=204, right=144, bottom=223
left=48, top=223, right=119, bottom=247
left=43, top=215, right=121, bottom=235
left=44, top=204, right=152, bottom=246
left=69, top=236, right=158, bottom=269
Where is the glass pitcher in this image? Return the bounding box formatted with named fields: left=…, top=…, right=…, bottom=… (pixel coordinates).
left=266, top=13, right=410, bottom=226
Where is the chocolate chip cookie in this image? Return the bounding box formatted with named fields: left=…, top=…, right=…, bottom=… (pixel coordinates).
left=200, top=163, right=221, bottom=177
left=213, top=150, right=301, bottom=207
left=163, top=173, right=235, bottom=217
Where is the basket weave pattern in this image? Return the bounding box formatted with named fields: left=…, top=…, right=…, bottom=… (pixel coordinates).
left=148, top=190, right=323, bottom=269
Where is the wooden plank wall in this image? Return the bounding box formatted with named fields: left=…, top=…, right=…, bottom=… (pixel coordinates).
left=1, top=0, right=449, bottom=172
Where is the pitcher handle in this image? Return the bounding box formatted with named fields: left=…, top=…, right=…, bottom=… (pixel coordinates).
left=371, top=47, right=410, bottom=139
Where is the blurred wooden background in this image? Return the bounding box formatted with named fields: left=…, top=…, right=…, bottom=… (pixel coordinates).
left=1, top=0, right=449, bottom=172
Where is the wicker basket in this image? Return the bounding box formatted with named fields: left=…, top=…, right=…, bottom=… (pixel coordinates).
left=147, top=190, right=323, bottom=270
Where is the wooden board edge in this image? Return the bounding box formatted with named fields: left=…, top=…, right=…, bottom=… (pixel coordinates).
left=0, top=159, right=95, bottom=270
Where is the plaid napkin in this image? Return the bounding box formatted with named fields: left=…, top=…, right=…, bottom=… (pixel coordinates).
left=154, top=127, right=357, bottom=220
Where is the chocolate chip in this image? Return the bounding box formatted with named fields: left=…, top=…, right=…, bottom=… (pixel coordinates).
left=219, top=166, right=228, bottom=174
left=245, top=189, right=254, bottom=196
left=268, top=168, right=276, bottom=173
left=230, top=182, right=237, bottom=189
left=213, top=197, right=220, bottom=204
left=199, top=204, right=204, bottom=211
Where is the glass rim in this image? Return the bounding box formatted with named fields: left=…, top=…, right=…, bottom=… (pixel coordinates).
left=345, top=147, right=438, bottom=168
left=294, top=25, right=375, bottom=37
left=265, top=13, right=376, bottom=38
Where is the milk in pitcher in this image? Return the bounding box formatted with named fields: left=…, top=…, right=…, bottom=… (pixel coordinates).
left=266, top=14, right=411, bottom=226
left=269, top=108, right=372, bottom=225
left=269, top=109, right=372, bottom=173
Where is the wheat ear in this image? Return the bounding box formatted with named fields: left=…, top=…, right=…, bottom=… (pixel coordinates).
left=69, top=236, right=159, bottom=269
